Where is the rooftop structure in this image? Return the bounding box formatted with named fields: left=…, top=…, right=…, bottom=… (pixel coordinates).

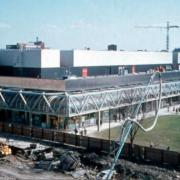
left=6, top=37, right=45, bottom=50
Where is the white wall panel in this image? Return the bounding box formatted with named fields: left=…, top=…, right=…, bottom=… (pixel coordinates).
left=178, top=53, right=180, bottom=64
left=41, top=49, right=60, bottom=68
left=0, top=49, right=60, bottom=68
left=1, top=49, right=173, bottom=68
left=73, top=50, right=172, bottom=67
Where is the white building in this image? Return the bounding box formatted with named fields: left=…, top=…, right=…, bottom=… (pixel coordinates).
left=0, top=49, right=60, bottom=68
left=0, top=48, right=60, bottom=78
left=0, top=46, right=179, bottom=79
left=60, top=49, right=172, bottom=67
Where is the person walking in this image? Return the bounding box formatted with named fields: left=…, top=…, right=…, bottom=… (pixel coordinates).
left=84, top=128, right=87, bottom=136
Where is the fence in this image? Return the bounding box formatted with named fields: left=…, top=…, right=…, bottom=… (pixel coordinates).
left=0, top=121, right=179, bottom=166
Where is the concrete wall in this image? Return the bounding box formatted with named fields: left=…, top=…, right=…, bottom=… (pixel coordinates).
left=60, top=50, right=74, bottom=67
left=0, top=49, right=60, bottom=68
left=20, top=50, right=41, bottom=68
left=41, top=68, right=62, bottom=79
left=0, top=121, right=179, bottom=166
left=61, top=50, right=172, bottom=67
left=0, top=49, right=21, bottom=66
left=0, top=49, right=41, bottom=67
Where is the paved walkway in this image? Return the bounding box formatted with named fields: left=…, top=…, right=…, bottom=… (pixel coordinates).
left=86, top=121, right=123, bottom=135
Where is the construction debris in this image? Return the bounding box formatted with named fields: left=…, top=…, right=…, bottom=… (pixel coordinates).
left=34, top=150, right=81, bottom=172
left=0, top=136, right=179, bottom=180
left=58, top=151, right=81, bottom=171
left=71, top=169, right=87, bottom=178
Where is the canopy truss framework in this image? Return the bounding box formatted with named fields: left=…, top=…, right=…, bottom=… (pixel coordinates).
left=0, top=81, right=180, bottom=117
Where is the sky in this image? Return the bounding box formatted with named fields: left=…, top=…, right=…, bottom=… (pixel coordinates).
left=0, top=0, right=180, bottom=51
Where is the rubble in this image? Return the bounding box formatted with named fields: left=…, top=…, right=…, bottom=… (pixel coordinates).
left=82, top=152, right=111, bottom=169
left=71, top=169, right=87, bottom=178
left=0, top=136, right=179, bottom=180
left=58, top=151, right=81, bottom=171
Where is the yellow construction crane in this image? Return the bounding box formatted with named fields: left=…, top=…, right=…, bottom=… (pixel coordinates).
left=135, top=21, right=179, bottom=51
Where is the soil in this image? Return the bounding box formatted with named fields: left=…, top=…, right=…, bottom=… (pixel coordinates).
left=0, top=155, right=179, bottom=180
left=115, top=159, right=180, bottom=180
left=0, top=134, right=179, bottom=180
left=0, top=155, right=74, bottom=180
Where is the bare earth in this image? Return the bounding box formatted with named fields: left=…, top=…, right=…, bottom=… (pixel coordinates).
left=0, top=155, right=73, bottom=180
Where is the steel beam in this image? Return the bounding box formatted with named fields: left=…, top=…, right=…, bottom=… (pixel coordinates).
left=0, top=81, right=179, bottom=117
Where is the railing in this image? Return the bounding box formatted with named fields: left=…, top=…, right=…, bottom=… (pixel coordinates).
left=0, top=121, right=179, bottom=166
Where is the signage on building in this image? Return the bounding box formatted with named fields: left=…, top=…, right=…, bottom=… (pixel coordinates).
left=82, top=68, right=88, bottom=77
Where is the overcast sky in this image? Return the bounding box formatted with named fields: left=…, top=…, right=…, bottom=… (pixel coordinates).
left=0, top=0, right=180, bottom=51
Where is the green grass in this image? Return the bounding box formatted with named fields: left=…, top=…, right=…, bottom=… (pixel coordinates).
left=91, top=115, right=180, bottom=152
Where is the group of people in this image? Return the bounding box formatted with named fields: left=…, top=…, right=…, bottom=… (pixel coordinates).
left=74, top=126, right=87, bottom=136
left=168, top=106, right=180, bottom=114
left=175, top=107, right=180, bottom=113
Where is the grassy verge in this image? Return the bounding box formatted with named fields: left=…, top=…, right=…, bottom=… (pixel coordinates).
left=91, top=115, right=180, bottom=152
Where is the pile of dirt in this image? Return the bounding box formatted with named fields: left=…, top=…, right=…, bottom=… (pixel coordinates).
left=115, top=159, right=180, bottom=180
left=0, top=155, right=74, bottom=180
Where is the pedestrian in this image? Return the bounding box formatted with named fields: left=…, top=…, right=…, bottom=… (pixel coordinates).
left=176, top=108, right=178, bottom=114
left=113, top=115, right=117, bottom=122
left=84, top=128, right=87, bottom=136
left=80, top=130, right=83, bottom=136
left=81, top=117, right=85, bottom=128
left=74, top=127, right=78, bottom=135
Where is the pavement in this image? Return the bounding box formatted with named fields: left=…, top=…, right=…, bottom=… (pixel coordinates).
left=85, top=120, right=123, bottom=135
left=0, top=135, right=48, bottom=150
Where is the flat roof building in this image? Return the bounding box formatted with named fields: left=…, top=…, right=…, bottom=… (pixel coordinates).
left=0, top=48, right=60, bottom=78
left=0, top=41, right=180, bottom=79
left=60, top=49, right=172, bottom=67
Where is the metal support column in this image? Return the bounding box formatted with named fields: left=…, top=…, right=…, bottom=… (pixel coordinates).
left=155, top=100, right=158, bottom=115
left=29, top=112, right=32, bottom=127
left=57, top=115, right=60, bottom=130
left=46, top=115, right=50, bottom=128
left=11, top=111, right=16, bottom=123
left=168, top=97, right=172, bottom=106
left=24, top=111, right=28, bottom=125
left=97, top=111, right=101, bottom=131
